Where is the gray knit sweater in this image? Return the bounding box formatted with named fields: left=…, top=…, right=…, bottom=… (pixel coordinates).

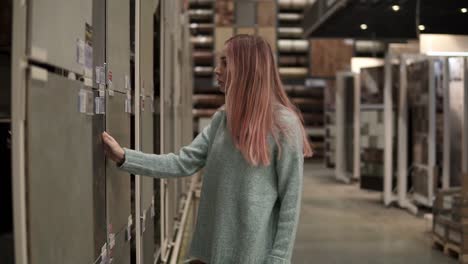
left=119, top=108, right=304, bottom=264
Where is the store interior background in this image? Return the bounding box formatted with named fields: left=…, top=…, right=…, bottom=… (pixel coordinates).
left=2, top=0, right=468, bottom=263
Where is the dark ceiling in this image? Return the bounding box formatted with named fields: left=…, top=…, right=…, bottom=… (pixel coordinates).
left=303, top=0, right=468, bottom=39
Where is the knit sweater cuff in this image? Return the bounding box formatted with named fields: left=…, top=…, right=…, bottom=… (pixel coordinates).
left=118, top=148, right=137, bottom=171
left=265, top=255, right=289, bottom=264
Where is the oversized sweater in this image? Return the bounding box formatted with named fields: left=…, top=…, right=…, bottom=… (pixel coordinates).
left=118, top=108, right=304, bottom=264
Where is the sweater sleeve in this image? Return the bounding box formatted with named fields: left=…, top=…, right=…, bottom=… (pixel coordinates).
left=118, top=111, right=223, bottom=178
left=267, top=119, right=304, bottom=264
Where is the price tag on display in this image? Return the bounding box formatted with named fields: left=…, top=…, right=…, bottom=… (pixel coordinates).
left=95, top=96, right=105, bottom=114
left=109, top=233, right=115, bottom=249
left=142, top=210, right=147, bottom=233
left=125, top=75, right=130, bottom=90
left=126, top=215, right=133, bottom=241
left=76, top=38, right=85, bottom=65
left=100, top=244, right=108, bottom=264
left=125, top=93, right=132, bottom=114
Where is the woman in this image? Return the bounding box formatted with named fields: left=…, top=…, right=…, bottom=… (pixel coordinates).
left=102, top=34, right=312, bottom=264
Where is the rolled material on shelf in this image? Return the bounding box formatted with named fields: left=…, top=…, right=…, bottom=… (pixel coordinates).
left=193, top=108, right=218, bottom=118
left=190, top=36, right=213, bottom=48
left=193, top=94, right=225, bottom=108
left=194, top=66, right=213, bottom=76
left=194, top=77, right=218, bottom=93
left=279, top=67, right=308, bottom=78
left=278, top=0, right=315, bottom=10
left=291, top=98, right=324, bottom=112
left=278, top=55, right=308, bottom=66
left=284, top=85, right=324, bottom=97
left=278, top=27, right=303, bottom=38
left=189, top=23, right=214, bottom=34
left=189, top=0, right=214, bottom=7
left=193, top=51, right=214, bottom=65
left=278, top=39, right=309, bottom=53
left=302, top=113, right=324, bottom=126
left=189, top=9, right=214, bottom=21
left=278, top=13, right=303, bottom=23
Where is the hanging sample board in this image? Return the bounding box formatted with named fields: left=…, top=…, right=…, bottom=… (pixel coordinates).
left=335, top=72, right=357, bottom=183
left=105, top=92, right=131, bottom=264
left=444, top=57, right=466, bottom=188
left=26, top=71, right=105, bottom=263
left=359, top=66, right=385, bottom=191
left=141, top=100, right=155, bottom=263
left=107, top=0, right=131, bottom=94
left=405, top=58, right=445, bottom=207
left=28, top=0, right=93, bottom=74
left=138, top=0, right=157, bottom=262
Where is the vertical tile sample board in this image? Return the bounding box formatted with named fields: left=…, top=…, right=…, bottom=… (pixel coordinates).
left=107, top=0, right=131, bottom=93
left=28, top=0, right=92, bottom=73
left=141, top=98, right=155, bottom=263
left=27, top=72, right=104, bottom=263
left=105, top=91, right=131, bottom=264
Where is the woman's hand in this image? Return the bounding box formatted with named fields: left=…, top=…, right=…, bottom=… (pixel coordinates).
left=102, top=131, right=125, bottom=165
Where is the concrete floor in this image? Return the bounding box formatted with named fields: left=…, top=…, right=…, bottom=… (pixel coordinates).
left=292, top=162, right=456, bottom=264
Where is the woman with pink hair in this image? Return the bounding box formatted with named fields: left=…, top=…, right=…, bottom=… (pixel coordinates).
left=103, top=34, right=312, bottom=264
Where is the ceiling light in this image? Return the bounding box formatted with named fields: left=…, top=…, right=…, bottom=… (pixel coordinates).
left=360, top=24, right=368, bottom=30
left=461, top=8, right=467, bottom=13
left=418, top=25, right=425, bottom=31
left=392, top=5, right=400, bottom=11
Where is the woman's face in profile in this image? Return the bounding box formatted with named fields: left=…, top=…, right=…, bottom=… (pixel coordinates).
left=214, top=48, right=227, bottom=93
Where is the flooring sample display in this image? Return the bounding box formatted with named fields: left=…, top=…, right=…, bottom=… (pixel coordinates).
left=257, top=1, right=276, bottom=26
left=360, top=66, right=384, bottom=104
left=106, top=91, right=131, bottom=264
left=310, top=39, right=353, bottom=78
left=27, top=72, right=103, bottom=263
left=28, top=0, right=92, bottom=73
left=448, top=58, right=466, bottom=187
left=236, top=1, right=255, bottom=26
left=215, top=27, right=233, bottom=53
left=258, top=27, right=276, bottom=52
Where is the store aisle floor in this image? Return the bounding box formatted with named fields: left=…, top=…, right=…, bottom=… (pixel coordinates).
left=292, top=162, right=456, bottom=264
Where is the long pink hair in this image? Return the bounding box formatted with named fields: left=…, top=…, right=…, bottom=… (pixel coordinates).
left=224, top=34, right=313, bottom=166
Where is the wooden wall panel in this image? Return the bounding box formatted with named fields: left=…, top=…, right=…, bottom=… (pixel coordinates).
left=310, top=39, right=354, bottom=78
left=257, top=1, right=276, bottom=27
left=237, top=27, right=255, bottom=35
left=258, top=27, right=276, bottom=52
left=215, top=27, right=234, bottom=53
